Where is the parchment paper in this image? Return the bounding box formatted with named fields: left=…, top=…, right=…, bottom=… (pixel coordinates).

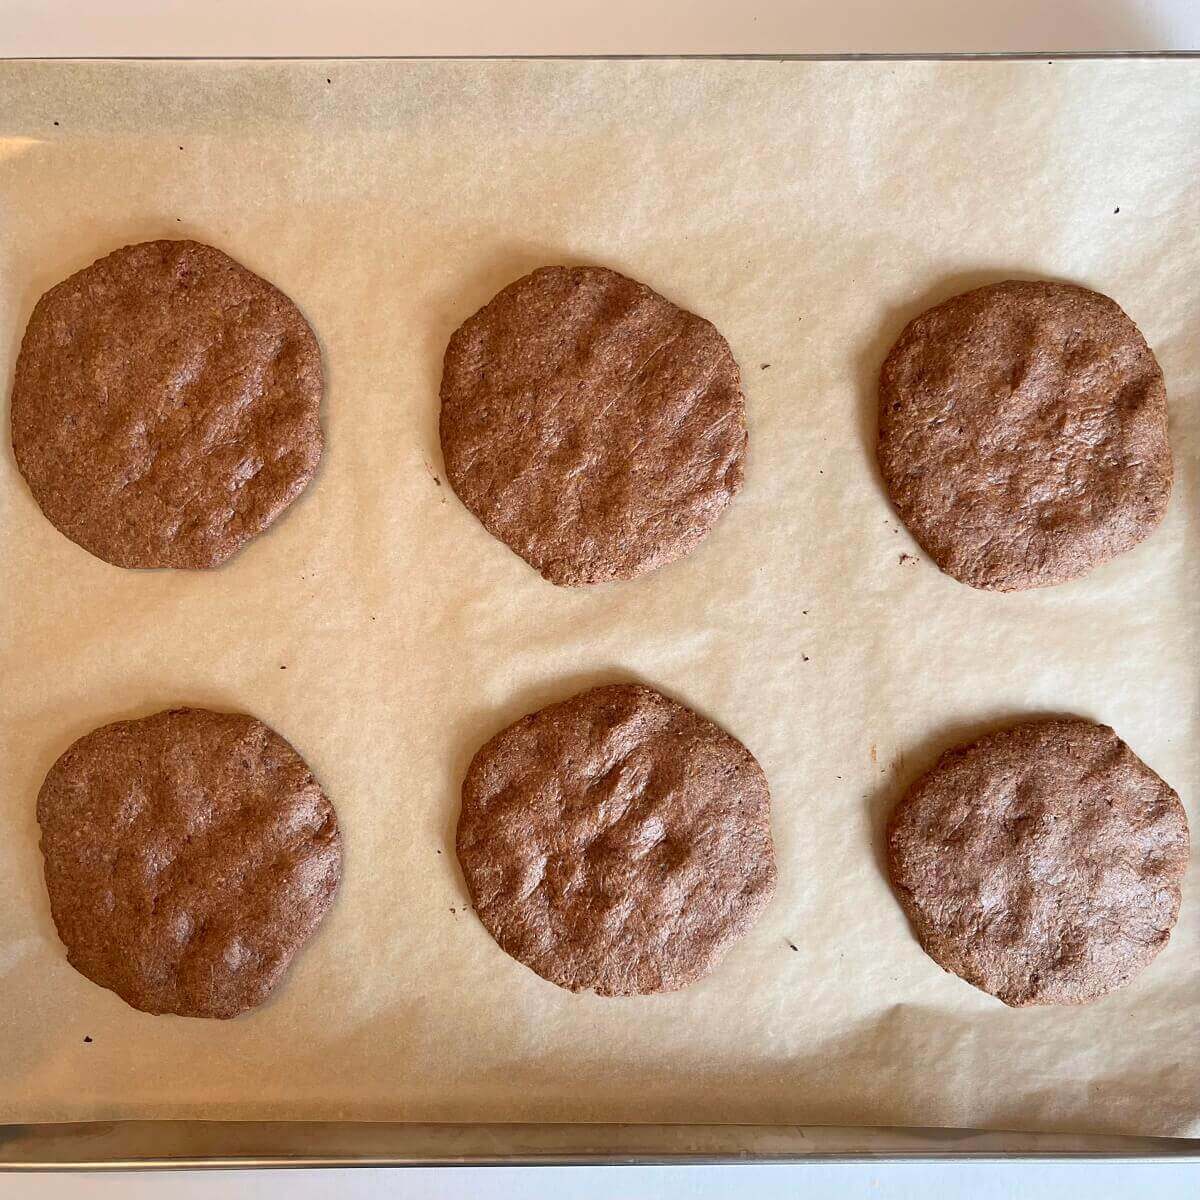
left=0, top=59, right=1197, bottom=1136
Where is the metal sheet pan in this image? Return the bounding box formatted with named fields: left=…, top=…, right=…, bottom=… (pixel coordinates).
left=2, top=1121, right=1199, bottom=1169
left=1, top=52, right=1197, bottom=1168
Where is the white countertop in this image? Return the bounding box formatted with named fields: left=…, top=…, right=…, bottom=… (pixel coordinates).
left=1, top=0, right=1198, bottom=56
left=2, top=2, right=1197, bottom=1197
left=2, top=1161, right=1199, bottom=1198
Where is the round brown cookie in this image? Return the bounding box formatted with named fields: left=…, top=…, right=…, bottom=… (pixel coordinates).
left=887, top=719, right=1189, bottom=1007
left=457, top=683, right=776, bottom=995
left=878, top=280, right=1171, bottom=591
left=440, top=265, right=746, bottom=586
left=37, top=708, right=341, bottom=1018
left=12, top=240, right=323, bottom=569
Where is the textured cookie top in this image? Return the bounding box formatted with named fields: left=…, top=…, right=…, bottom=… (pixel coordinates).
left=12, top=240, right=324, bottom=569
left=878, top=281, right=1171, bottom=591
left=37, top=708, right=342, bottom=1019
left=457, top=684, right=776, bottom=995
left=888, top=719, right=1189, bottom=1007
left=440, top=266, right=746, bottom=586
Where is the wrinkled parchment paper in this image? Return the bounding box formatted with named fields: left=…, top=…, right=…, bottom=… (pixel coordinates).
left=1, top=59, right=1197, bottom=1135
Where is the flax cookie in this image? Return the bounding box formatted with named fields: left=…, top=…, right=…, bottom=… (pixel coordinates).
left=12, top=240, right=323, bottom=568
left=440, top=266, right=747, bottom=586
left=878, top=281, right=1171, bottom=590
left=457, top=683, right=776, bottom=995
left=37, top=708, right=342, bottom=1018
left=887, top=719, right=1189, bottom=1007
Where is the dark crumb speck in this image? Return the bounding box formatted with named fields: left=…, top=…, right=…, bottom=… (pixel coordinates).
left=176, top=217, right=181, bottom=222
left=436, top=848, right=442, bottom=854
left=801, top=654, right=810, bottom=662
left=760, top=363, right=770, bottom=370
left=326, top=78, right=332, bottom=84
left=83, top=1035, right=92, bottom=1043
left=178, top=146, right=183, bottom=151
left=1114, top=206, right=1120, bottom=214
left=802, top=609, right=809, bottom=615
left=899, top=552, right=915, bottom=565
left=449, top=907, right=456, bottom=914
left=280, top=665, right=287, bottom=670
left=53, top=120, right=60, bottom=126
left=787, top=941, right=799, bottom=952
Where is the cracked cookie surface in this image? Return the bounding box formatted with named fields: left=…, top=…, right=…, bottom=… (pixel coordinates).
left=440, top=266, right=746, bottom=586
left=878, top=280, right=1171, bottom=590
left=37, top=707, right=342, bottom=1018
left=887, top=719, right=1189, bottom=1007
left=457, top=684, right=776, bottom=995
left=12, top=240, right=323, bottom=569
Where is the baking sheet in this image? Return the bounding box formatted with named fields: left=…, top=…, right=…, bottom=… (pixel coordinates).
left=0, top=58, right=1197, bottom=1138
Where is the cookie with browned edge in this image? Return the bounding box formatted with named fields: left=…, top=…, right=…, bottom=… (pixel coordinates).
left=457, top=683, right=776, bottom=995
left=37, top=708, right=341, bottom=1018
left=878, top=280, right=1171, bottom=590
left=440, top=265, right=746, bottom=586
left=887, top=719, right=1188, bottom=1007
left=12, top=240, right=323, bottom=569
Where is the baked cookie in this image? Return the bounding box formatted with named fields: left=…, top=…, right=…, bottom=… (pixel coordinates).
left=887, top=719, right=1189, bottom=1006
left=440, top=265, right=746, bottom=586
left=878, top=281, right=1171, bottom=590
left=12, top=240, right=323, bottom=569
left=37, top=707, right=341, bottom=1018
left=457, top=683, right=776, bottom=995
